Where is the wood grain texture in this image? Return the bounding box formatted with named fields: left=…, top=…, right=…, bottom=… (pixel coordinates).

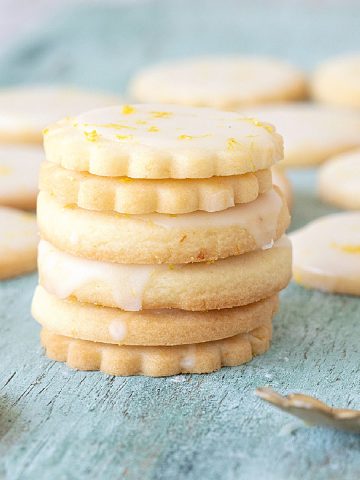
left=0, top=2, right=360, bottom=479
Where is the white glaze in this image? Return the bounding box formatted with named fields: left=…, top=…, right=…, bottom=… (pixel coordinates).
left=76, top=103, right=277, bottom=153
left=140, top=189, right=283, bottom=248
left=108, top=320, right=127, bottom=341
left=38, top=241, right=157, bottom=311
left=290, top=213, right=360, bottom=290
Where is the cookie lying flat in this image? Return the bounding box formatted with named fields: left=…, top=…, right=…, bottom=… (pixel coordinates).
left=129, top=56, right=307, bottom=108
left=318, top=149, right=360, bottom=209
left=0, top=207, right=38, bottom=279
left=312, top=54, right=360, bottom=108
left=290, top=213, right=360, bottom=295
left=0, top=144, right=43, bottom=210
left=39, top=162, right=272, bottom=214
left=40, top=322, right=272, bottom=376
left=37, top=187, right=290, bottom=264
left=33, top=286, right=278, bottom=346
left=272, top=166, right=292, bottom=209
left=44, top=104, right=283, bottom=179
left=37, top=237, right=291, bottom=310
left=0, top=86, right=121, bottom=144
left=241, top=103, right=360, bottom=166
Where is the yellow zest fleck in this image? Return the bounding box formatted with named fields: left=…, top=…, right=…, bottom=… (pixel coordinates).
left=150, top=111, right=172, bottom=118
left=0, top=165, right=11, bottom=176
left=115, top=134, right=133, bottom=140
left=102, top=123, right=136, bottom=130
left=42, top=128, right=49, bottom=135
left=331, top=243, right=360, bottom=254
left=136, top=119, right=147, bottom=125
left=206, top=260, right=215, bottom=265
left=122, top=105, right=136, bottom=115
left=227, top=137, right=242, bottom=150
left=72, top=122, right=78, bottom=127
left=178, top=134, right=211, bottom=140
left=84, top=130, right=100, bottom=142
left=118, top=177, right=133, bottom=183
left=148, top=126, right=159, bottom=132
left=243, top=117, right=274, bottom=133
left=168, top=214, right=178, bottom=218
left=168, top=264, right=175, bottom=270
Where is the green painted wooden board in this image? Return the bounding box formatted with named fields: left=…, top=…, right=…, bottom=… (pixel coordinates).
left=0, top=2, right=360, bottom=479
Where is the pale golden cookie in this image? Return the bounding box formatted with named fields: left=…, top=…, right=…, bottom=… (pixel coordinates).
left=290, top=213, right=360, bottom=295
left=318, top=149, right=360, bottom=209
left=129, top=56, right=307, bottom=108
left=32, top=286, right=278, bottom=346
left=37, top=187, right=290, bottom=264
left=0, top=144, right=43, bottom=210
left=312, top=54, right=360, bottom=108
left=241, top=103, right=360, bottom=166
left=0, top=207, right=38, bottom=279
left=40, top=322, right=272, bottom=376
left=44, top=104, right=283, bottom=179
left=39, top=162, right=272, bottom=214
left=37, top=237, right=291, bottom=310
left=272, top=166, right=292, bottom=209
left=0, top=86, right=121, bottom=143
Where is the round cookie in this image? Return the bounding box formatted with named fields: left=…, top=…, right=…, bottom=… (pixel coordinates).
left=40, top=162, right=272, bottom=214
left=37, top=237, right=291, bottom=311
left=37, top=188, right=290, bottom=264
left=290, top=213, right=360, bottom=295
left=32, top=286, right=278, bottom=346
left=0, top=207, right=38, bottom=280
left=40, top=322, right=272, bottom=376
left=129, top=56, right=307, bottom=108
left=318, top=149, right=360, bottom=209
left=271, top=166, right=292, bottom=209
left=0, top=144, right=43, bottom=210
left=44, top=104, right=283, bottom=179
left=0, top=86, right=121, bottom=144
left=241, top=103, right=360, bottom=166
left=312, top=54, right=360, bottom=108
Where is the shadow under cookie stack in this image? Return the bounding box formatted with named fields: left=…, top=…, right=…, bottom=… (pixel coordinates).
left=32, top=104, right=292, bottom=377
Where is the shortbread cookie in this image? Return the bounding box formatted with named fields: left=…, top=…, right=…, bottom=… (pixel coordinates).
left=0, top=207, right=38, bottom=279
left=290, top=213, right=360, bottom=295
left=37, top=187, right=290, bottom=264
left=129, top=57, right=307, bottom=108
left=44, top=104, right=283, bottom=179
left=272, top=166, right=292, bottom=209
left=241, top=103, right=360, bottom=166
left=37, top=237, right=291, bottom=310
left=40, top=322, right=272, bottom=376
left=33, top=286, right=278, bottom=346
left=0, top=144, right=43, bottom=210
left=312, top=54, right=360, bottom=108
left=318, top=149, right=360, bottom=209
left=39, top=162, right=272, bottom=214
left=0, top=86, right=121, bottom=144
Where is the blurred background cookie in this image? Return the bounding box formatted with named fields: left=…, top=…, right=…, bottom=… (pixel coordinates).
left=0, top=144, right=43, bottom=210
left=318, top=149, right=360, bottom=209
left=0, top=86, right=121, bottom=143
left=129, top=56, right=307, bottom=108
left=312, top=53, right=360, bottom=108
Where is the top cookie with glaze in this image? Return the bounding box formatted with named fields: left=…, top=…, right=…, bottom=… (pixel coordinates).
left=44, top=104, right=283, bottom=179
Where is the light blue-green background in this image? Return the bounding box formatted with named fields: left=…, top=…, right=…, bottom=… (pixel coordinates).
left=0, top=2, right=359, bottom=479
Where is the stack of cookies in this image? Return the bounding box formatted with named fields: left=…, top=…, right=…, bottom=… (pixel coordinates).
left=32, top=104, right=292, bottom=377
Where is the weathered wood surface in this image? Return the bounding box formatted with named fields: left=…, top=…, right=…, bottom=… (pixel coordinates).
left=0, top=2, right=360, bottom=479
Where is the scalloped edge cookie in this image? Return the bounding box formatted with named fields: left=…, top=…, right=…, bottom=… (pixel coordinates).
left=40, top=322, right=272, bottom=376
left=37, top=187, right=290, bottom=264
left=32, top=286, right=278, bottom=346
left=37, top=237, right=291, bottom=310
left=43, top=104, right=283, bottom=179
left=39, top=162, right=272, bottom=214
